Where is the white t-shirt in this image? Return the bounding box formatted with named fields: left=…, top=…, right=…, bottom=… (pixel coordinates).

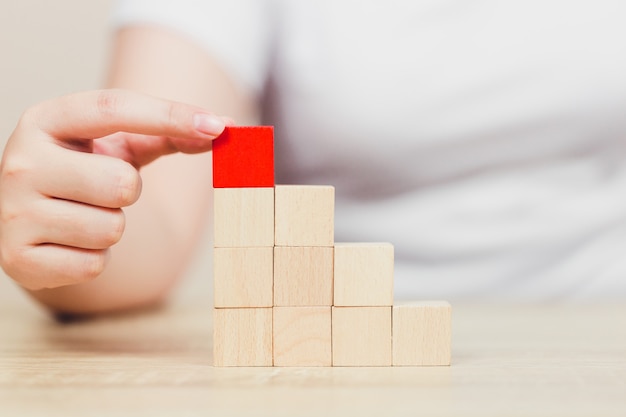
left=114, top=0, right=626, bottom=301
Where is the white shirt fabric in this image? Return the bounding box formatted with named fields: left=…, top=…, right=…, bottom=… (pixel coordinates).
left=114, top=0, right=626, bottom=301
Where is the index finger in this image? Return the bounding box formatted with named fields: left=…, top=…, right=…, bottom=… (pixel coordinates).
left=29, top=89, right=226, bottom=141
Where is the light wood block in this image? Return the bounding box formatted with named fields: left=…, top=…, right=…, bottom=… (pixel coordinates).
left=273, top=246, right=333, bottom=306
left=214, top=188, right=274, bottom=247
left=332, top=306, right=392, bottom=367
left=274, top=185, right=334, bottom=247
left=214, top=247, right=273, bottom=308
left=334, top=242, right=394, bottom=307
left=273, top=307, right=332, bottom=367
left=213, top=308, right=272, bottom=367
left=392, top=301, right=452, bottom=366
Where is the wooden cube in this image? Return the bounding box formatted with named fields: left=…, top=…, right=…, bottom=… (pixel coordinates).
left=273, top=246, right=333, bottom=306
left=332, top=306, right=392, bottom=367
left=212, top=126, right=274, bottom=188
left=214, top=247, right=273, bottom=308
left=334, top=242, right=394, bottom=307
left=213, top=308, right=272, bottom=367
left=392, top=301, right=451, bottom=366
left=274, top=185, right=334, bottom=247
left=214, top=188, right=274, bottom=247
left=273, top=307, right=332, bottom=367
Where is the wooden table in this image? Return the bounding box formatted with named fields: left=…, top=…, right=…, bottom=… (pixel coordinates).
left=1, top=302, right=625, bottom=416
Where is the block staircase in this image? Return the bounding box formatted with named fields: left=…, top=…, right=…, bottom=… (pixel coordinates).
left=212, top=126, right=451, bottom=367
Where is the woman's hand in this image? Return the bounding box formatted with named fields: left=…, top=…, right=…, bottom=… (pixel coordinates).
left=0, top=89, right=227, bottom=290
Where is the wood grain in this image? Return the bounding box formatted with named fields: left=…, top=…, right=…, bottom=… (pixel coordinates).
left=214, top=247, right=273, bottom=308
left=273, top=306, right=332, bottom=367
left=1, top=303, right=626, bottom=416
left=213, top=307, right=272, bottom=366
left=333, top=242, right=394, bottom=307
left=273, top=246, right=334, bottom=306
left=213, top=188, right=274, bottom=247
left=274, top=185, right=334, bottom=247
left=392, top=301, right=452, bottom=366
left=332, top=306, right=392, bottom=367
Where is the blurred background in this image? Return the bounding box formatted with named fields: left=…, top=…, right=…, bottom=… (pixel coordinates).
left=0, top=0, right=213, bottom=309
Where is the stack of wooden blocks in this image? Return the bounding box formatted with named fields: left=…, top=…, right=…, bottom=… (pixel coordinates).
left=212, top=126, right=451, bottom=367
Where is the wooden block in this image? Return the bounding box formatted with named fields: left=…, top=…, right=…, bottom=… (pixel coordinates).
left=273, top=307, right=331, bottom=366
left=214, top=247, right=273, bottom=308
left=392, top=301, right=452, bottom=366
left=274, top=185, right=334, bottom=247
left=214, top=188, right=274, bottom=247
left=212, top=126, right=274, bottom=188
left=332, top=307, right=392, bottom=367
left=213, top=308, right=272, bottom=366
left=273, top=246, right=333, bottom=306
left=334, top=242, right=394, bottom=307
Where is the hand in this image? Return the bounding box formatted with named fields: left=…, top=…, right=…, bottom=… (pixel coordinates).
left=0, top=89, right=228, bottom=290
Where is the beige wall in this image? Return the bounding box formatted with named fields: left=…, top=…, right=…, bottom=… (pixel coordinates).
left=0, top=1, right=213, bottom=309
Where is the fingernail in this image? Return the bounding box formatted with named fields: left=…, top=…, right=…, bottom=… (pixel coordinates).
left=193, top=113, right=225, bottom=136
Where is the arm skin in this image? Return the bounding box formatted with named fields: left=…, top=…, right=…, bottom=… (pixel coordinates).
left=27, top=26, right=260, bottom=315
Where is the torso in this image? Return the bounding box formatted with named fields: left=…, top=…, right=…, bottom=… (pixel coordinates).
left=264, top=0, right=626, bottom=299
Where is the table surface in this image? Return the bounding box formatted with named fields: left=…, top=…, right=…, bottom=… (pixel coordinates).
left=1, top=301, right=625, bottom=417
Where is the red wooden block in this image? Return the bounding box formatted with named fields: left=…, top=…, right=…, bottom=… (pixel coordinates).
left=212, top=126, right=274, bottom=188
